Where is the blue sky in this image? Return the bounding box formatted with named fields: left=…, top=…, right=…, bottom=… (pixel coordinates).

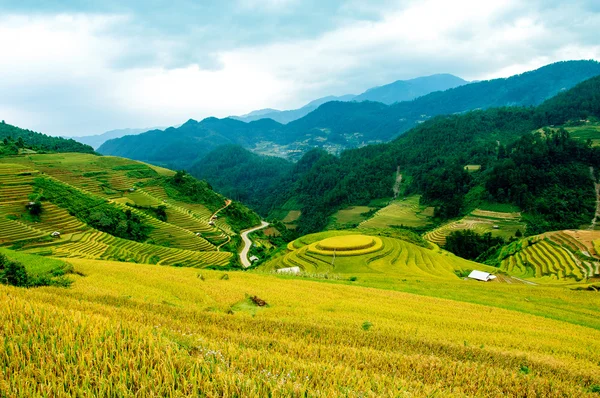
left=0, top=0, right=599, bottom=136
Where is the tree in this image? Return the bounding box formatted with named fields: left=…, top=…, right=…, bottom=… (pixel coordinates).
left=0, top=255, right=29, bottom=287
left=26, top=200, right=42, bottom=216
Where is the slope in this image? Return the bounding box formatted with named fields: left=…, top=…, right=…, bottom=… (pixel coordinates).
left=264, top=75, right=600, bottom=234
left=0, top=121, right=94, bottom=154
left=0, top=153, right=260, bottom=268
left=1, top=257, right=599, bottom=396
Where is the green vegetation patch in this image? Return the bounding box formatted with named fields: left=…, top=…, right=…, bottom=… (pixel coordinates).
left=34, top=177, right=152, bottom=242
left=0, top=248, right=75, bottom=287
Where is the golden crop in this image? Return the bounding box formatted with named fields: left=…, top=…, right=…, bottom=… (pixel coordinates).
left=1, top=258, right=599, bottom=397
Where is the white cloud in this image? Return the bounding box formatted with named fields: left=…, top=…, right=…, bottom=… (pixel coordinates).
left=0, top=0, right=599, bottom=136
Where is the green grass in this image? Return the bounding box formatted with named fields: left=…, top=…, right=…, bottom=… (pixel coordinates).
left=359, top=195, right=433, bottom=229
left=564, top=123, right=600, bottom=146
left=0, top=247, right=67, bottom=276
left=327, top=205, right=374, bottom=229
left=476, top=202, right=521, bottom=213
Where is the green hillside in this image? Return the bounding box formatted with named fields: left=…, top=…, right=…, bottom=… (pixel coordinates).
left=0, top=121, right=94, bottom=155
left=0, top=153, right=260, bottom=268
left=258, top=75, right=600, bottom=234
left=98, top=60, right=600, bottom=168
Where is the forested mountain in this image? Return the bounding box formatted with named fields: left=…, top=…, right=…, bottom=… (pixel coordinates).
left=99, top=118, right=284, bottom=170
left=98, top=60, right=600, bottom=170
left=222, top=75, right=600, bottom=235
left=189, top=145, right=293, bottom=210
left=352, top=73, right=467, bottom=104
left=0, top=121, right=94, bottom=155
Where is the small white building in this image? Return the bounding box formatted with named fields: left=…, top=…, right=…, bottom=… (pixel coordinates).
left=467, top=270, right=497, bottom=282
left=249, top=255, right=259, bottom=263
left=51, top=231, right=61, bottom=237
left=195, top=232, right=202, bottom=237
left=276, top=266, right=301, bottom=274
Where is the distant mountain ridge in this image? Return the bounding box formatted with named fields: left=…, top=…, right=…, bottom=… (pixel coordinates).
left=98, top=60, right=600, bottom=171
left=232, top=74, right=466, bottom=124
left=352, top=73, right=468, bottom=103
left=70, top=127, right=165, bottom=150
left=232, top=95, right=357, bottom=124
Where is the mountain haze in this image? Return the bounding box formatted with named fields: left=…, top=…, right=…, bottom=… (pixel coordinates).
left=98, top=60, right=600, bottom=171
left=232, top=73, right=466, bottom=124
left=70, top=127, right=162, bottom=150
left=352, top=73, right=468, bottom=104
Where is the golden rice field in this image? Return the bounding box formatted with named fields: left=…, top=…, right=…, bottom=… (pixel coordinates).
left=0, top=154, right=235, bottom=268
left=1, top=257, right=600, bottom=396
left=495, top=230, right=600, bottom=282
left=263, top=230, right=496, bottom=279
left=424, top=209, right=525, bottom=246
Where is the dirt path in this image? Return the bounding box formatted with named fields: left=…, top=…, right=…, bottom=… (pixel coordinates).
left=392, top=166, right=402, bottom=199
left=240, top=221, right=269, bottom=268
left=211, top=200, right=232, bottom=252
left=590, top=167, right=600, bottom=230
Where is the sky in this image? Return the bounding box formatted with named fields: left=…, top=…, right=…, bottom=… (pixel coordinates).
left=0, top=0, right=599, bottom=136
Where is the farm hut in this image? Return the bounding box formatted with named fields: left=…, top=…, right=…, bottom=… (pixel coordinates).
left=277, top=266, right=301, bottom=274
left=27, top=201, right=36, bottom=206
left=51, top=231, right=61, bottom=238
left=195, top=232, right=202, bottom=237
left=208, top=221, right=215, bottom=226
left=249, top=255, right=259, bottom=262
left=467, top=270, right=497, bottom=282
left=129, top=188, right=135, bottom=192
left=493, top=225, right=500, bottom=229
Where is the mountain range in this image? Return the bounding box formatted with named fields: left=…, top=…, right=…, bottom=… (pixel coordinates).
left=69, top=127, right=165, bottom=150
left=98, top=60, right=600, bottom=170
left=232, top=74, right=467, bottom=124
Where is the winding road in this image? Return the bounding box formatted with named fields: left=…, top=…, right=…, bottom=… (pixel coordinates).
left=240, top=221, right=269, bottom=267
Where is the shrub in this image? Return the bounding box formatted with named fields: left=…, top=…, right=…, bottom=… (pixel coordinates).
left=0, top=255, right=29, bottom=287
left=362, top=321, right=373, bottom=331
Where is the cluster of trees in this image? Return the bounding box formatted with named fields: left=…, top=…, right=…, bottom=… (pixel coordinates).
left=485, top=129, right=599, bottom=233
left=189, top=145, right=293, bottom=210
left=444, top=230, right=506, bottom=261
left=0, top=254, right=71, bottom=288
left=165, top=170, right=225, bottom=212
left=34, top=177, right=153, bottom=242
left=0, top=121, right=94, bottom=154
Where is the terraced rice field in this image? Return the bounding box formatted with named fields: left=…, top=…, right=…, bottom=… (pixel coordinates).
left=497, top=231, right=600, bottom=281
left=2, top=258, right=600, bottom=396
left=264, top=230, right=494, bottom=279
left=360, top=195, right=433, bottom=229
left=0, top=154, right=236, bottom=268
left=424, top=209, right=525, bottom=246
